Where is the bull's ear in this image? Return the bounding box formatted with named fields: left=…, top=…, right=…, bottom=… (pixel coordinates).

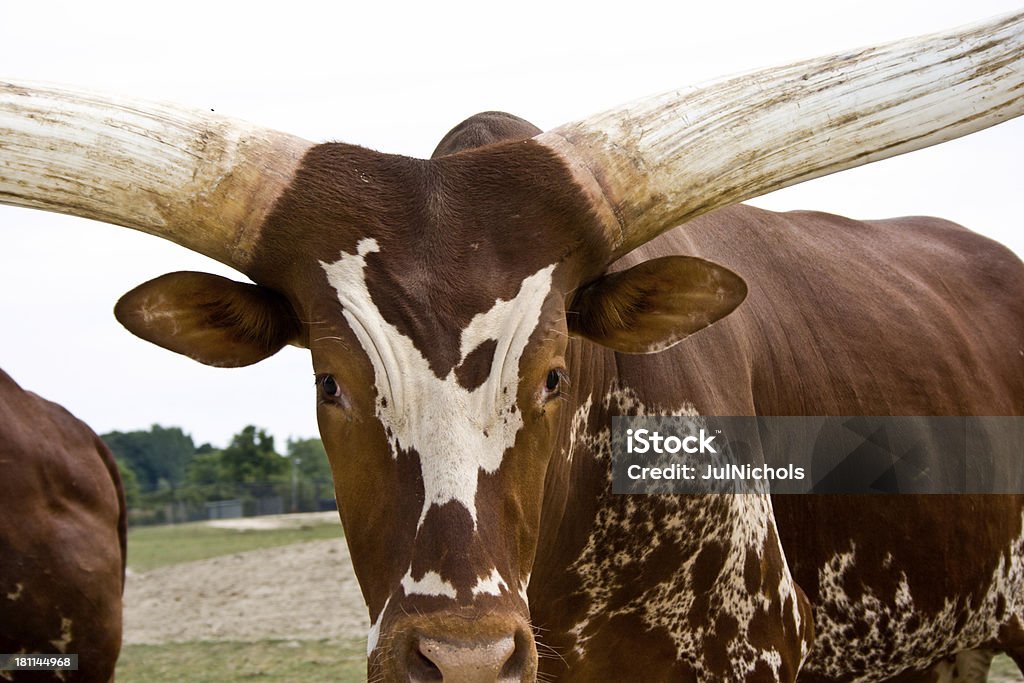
left=114, top=271, right=305, bottom=367
left=567, top=256, right=747, bottom=353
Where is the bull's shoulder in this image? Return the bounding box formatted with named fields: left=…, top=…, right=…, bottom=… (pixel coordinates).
left=654, top=205, right=1020, bottom=276
left=862, top=213, right=1024, bottom=295
left=626, top=206, right=1024, bottom=415
left=658, top=204, right=1024, bottom=325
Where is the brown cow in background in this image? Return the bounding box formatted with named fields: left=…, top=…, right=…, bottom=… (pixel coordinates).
left=0, top=370, right=126, bottom=683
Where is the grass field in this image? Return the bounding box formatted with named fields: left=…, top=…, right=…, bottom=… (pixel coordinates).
left=119, top=516, right=360, bottom=682
left=126, top=517, right=342, bottom=572
left=117, top=515, right=1023, bottom=682
left=118, top=639, right=366, bottom=683
left=994, top=655, right=1024, bottom=681
left=117, top=643, right=1023, bottom=683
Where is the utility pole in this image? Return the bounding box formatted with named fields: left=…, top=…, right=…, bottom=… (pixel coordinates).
left=291, top=456, right=301, bottom=513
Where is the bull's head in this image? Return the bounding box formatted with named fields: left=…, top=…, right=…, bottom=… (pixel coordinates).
left=2, top=12, right=1022, bottom=682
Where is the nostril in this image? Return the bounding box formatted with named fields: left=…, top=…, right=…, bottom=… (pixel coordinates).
left=416, top=635, right=515, bottom=682
left=499, top=629, right=530, bottom=680
left=409, top=641, right=444, bottom=682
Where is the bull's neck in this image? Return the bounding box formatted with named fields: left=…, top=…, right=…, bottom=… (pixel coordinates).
left=527, top=342, right=810, bottom=677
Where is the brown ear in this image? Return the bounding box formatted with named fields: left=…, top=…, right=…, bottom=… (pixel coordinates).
left=568, top=256, right=747, bottom=353
left=114, top=271, right=304, bottom=367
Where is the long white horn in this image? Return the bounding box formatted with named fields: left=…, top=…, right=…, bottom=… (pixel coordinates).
left=0, top=81, right=313, bottom=271
left=536, top=11, right=1024, bottom=259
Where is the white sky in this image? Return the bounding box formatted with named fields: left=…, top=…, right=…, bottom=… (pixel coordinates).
left=1, top=1, right=1021, bottom=448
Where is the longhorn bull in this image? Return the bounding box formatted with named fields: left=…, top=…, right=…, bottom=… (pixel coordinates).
left=1, top=11, right=1023, bottom=682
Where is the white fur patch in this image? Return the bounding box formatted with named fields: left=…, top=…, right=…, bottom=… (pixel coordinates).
left=367, top=595, right=391, bottom=657
left=563, top=386, right=805, bottom=679
left=472, top=568, right=508, bottom=598
left=806, top=514, right=1024, bottom=680
left=519, top=574, right=531, bottom=606
left=401, top=570, right=458, bottom=599
left=321, top=239, right=555, bottom=529
left=49, top=617, right=73, bottom=652
left=367, top=614, right=382, bottom=657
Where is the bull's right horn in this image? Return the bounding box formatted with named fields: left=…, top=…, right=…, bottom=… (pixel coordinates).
left=537, top=11, right=1024, bottom=261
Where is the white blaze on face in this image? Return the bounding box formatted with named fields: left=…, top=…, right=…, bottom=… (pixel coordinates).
left=402, top=570, right=458, bottom=599
left=472, top=568, right=509, bottom=598
left=321, top=238, right=555, bottom=529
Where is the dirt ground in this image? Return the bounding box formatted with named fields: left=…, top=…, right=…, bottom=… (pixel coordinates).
left=203, top=511, right=342, bottom=532
left=121, top=515, right=1022, bottom=681
left=123, top=523, right=369, bottom=645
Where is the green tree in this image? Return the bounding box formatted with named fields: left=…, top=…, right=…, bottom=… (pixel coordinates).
left=286, top=437, right=333, bottom=482
left=102, top=425, right=195, bottom=493
left=185, top=449, right=227, bottom=486
left=114, top=458, right=142, bottom=508
left=285, top=437, right=334, bottom=511
left=221, top=426, right=286, bottom=483
left=179, top=448, right=238, bottom=505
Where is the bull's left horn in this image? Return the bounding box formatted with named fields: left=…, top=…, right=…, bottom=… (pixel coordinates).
left=536, top=11, right=1024, bottom=260
left=0, top=81, right=313, bottom=271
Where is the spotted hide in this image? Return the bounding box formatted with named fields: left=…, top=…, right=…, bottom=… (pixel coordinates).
left=0, top=370, right=126, bottom=683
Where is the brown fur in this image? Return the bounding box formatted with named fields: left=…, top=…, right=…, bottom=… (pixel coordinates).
left=109, top=112, right=1024, bottom=682
left=534, top=205, right=1024, bottom=681
left=0, top=369, right=126, bottom=683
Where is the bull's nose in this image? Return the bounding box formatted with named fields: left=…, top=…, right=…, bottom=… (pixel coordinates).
left=409, top=634, right=523, bottom=682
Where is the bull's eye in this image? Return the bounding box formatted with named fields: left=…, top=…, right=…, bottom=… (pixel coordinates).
left=543, top=368, right=567, bottom=400
left=317, top=374, right=341, bottom=401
